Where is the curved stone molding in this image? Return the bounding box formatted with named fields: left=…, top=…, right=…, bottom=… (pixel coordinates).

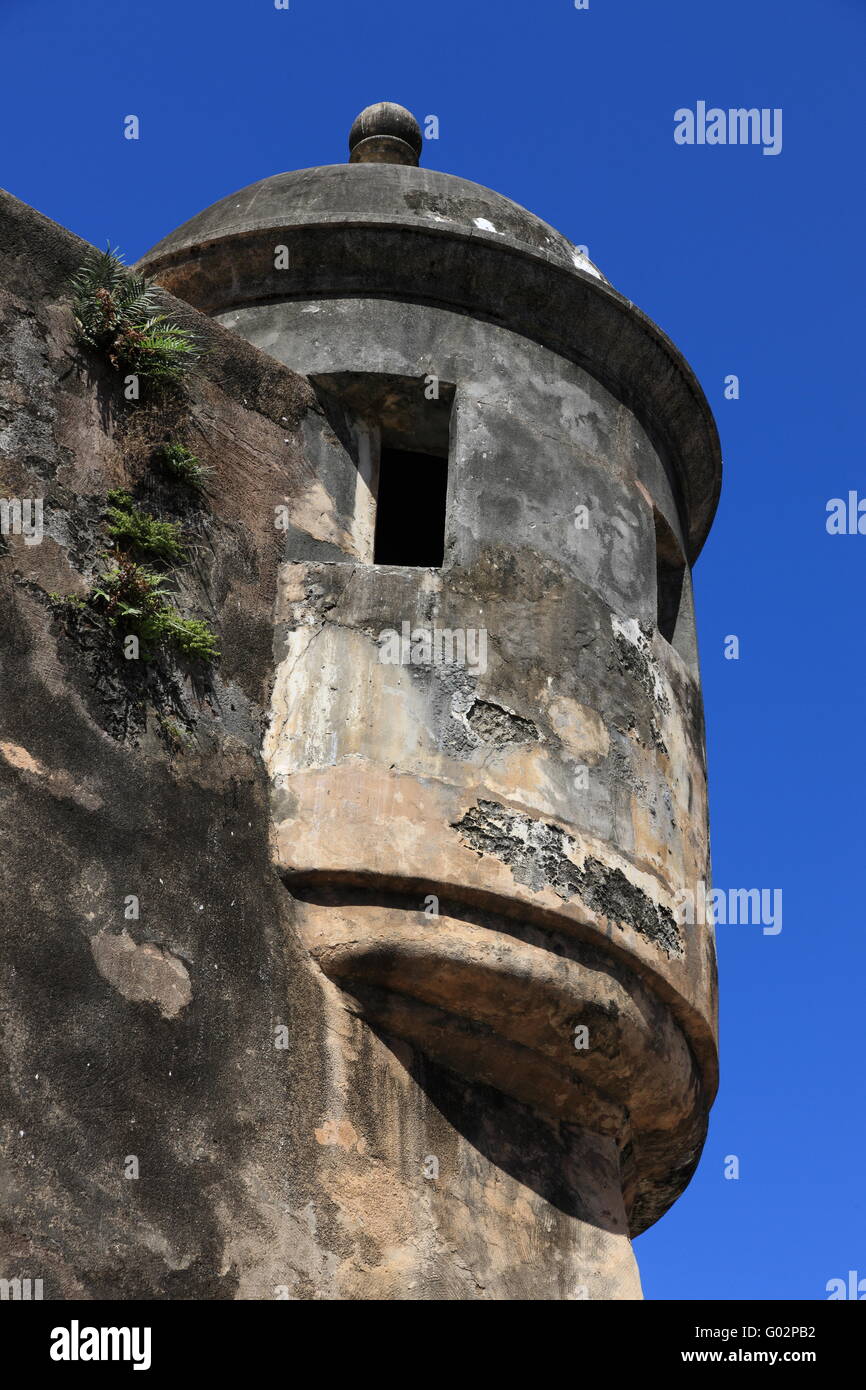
left=292, top=884, right=709, bottom=1234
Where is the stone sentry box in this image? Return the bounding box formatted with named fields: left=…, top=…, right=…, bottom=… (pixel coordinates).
left=139, top=102, right=722, bottom=1298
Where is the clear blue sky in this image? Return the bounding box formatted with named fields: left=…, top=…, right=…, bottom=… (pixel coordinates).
left=2, top=0, right=863, bottom=1300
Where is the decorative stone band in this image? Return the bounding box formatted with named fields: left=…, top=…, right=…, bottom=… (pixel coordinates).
left=140, top=221, right=721, bottom=563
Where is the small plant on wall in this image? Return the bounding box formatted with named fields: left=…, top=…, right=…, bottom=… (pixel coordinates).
left=154, top=442, right=210, bottom=492
left=89, top=552, right=220, bottom=663
left=69, top=246, right=199, bottom=385
left=105, top=489, right=187, bottom=563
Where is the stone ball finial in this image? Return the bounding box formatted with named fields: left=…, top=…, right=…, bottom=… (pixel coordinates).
left=349, top=102, right=423, bottom=167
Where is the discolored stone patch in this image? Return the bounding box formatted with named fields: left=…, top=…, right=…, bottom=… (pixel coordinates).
left=452, top=799, right=681, bottom=956
left=90, top=931, right=192, bottom=1019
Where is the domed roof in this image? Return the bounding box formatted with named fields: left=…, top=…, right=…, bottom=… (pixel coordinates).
left=140, top=162, right=607, bottom=284
left=137, top=103, right=720, bottom=563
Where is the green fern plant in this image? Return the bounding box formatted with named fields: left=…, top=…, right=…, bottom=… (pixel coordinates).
left=89, top=552, right=219, bottom=663
left=105, top=489, right=186, bottom=563
left=157, top=613, right=221, bottom=662
left=154, top=442, right=210, bottom=491
left=70, top=246, right=199, bottom=383
left=113, top=317, right=200, bottom=381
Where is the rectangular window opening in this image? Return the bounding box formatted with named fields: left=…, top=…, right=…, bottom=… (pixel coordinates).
left=653, top=510, right=684, bottom=643
left=653, top=507, right=698, bottom=669
left=309, top=373, right=455, bottom=567
left=656, top=554, right=685, bottom=645
left=373, top=448, right=449, bottom=567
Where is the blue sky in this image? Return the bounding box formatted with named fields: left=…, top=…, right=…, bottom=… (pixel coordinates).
left=2, top=0, right=863, bottom=1300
